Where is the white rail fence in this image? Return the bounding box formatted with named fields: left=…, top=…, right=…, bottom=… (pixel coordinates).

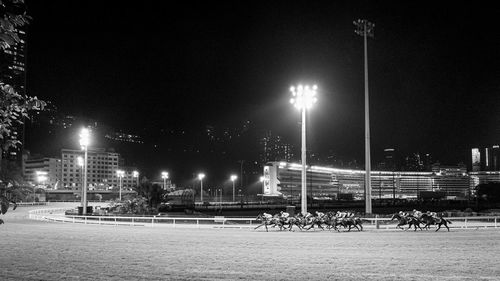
left=28, top=208, right=500, bottom=230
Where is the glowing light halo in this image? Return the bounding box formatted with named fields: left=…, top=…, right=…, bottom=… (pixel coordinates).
left=289, top=84, right=318, bottom=110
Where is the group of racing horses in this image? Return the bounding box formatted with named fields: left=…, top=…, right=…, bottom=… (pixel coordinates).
left=255, top=211, right=363, bottom=232
left=255, top=209, right=453, bottom=232
left=390, top=210, right=452, bottom=232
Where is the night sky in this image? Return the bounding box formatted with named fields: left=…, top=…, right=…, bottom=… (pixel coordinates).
left=23, top=1, right=500, bottom=175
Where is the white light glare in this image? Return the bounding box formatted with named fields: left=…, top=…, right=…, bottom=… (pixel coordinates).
left=161, top=171, right=169, bottom=179
left=133, top=171, right=139, bottom=177
left=289, top=84, right=318, bottom=110
left=116, top=170, right=125, bottom=177
left=79, top=128, right=90, bottom=147
left=198, top=173, right=205, bottom=180
left=230, top=175, right=237, bottom=181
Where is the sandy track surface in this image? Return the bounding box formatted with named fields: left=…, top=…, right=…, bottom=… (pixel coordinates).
left=1, top=204, right=500, bottom=281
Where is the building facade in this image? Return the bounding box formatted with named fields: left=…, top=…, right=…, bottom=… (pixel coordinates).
left=23, top=157, right=62, bottom=188
left=61, top=148, right=135, bottom=191
left=263, top=162, right=474, bottom=200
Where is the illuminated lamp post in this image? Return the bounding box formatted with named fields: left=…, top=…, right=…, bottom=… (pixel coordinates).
left=116, top=170, right=125, bottom=201
left=198, top=173, right=205, bottom=202
left=290, top=84, right=317, bottom=215
left=77, top=156, right=84, bottom=200
left=230, top=175, right=237, bottom=202
left=79, top=128, right=90, bottom=215
left=259, top=176, right=265, bottom=204
left=133, top=170, right=139, bottom=187
left=35, top=171, right=48, bottom=202
left=161, top=171, right=169, bottom=190
left=354, top=19, right=375, bottom=214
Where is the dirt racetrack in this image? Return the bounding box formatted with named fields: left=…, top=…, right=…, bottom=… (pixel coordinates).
left=1, top=204, right=499, bottom=281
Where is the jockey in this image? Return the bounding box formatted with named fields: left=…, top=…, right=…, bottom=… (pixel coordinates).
left=399, top=211, right=408, bottom=217
left=426, top=211, right=437, bottom=218
left=346, top=211, right=355, bottom=218
left=412, top=209, right=423, bottom=219
left=263, top=213, right=272, bottom=220
left=315, top=211, right=325, bottom=219
left=336, top=211, right=347, bottom=218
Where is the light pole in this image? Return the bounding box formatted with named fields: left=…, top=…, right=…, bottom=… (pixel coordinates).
left=260, top=176, right=265, bottom=204
left=354, top=19, right=375, bottom=214
left=35, top=171, right=47, bottom=202
left=79, top=128, right=90, bottom=215
left=133, top=170, right=139, bottom=187
left=116, top=170, right=124, bottom=201
left=198, top=173, right=205, bottom=202
left=290, top=84, right=318, bottom=215
left=161, top=171, right=169, bottom=190
left=230, top=175, right=237, bottom=202
left=77, top=156, right=84, bottom=200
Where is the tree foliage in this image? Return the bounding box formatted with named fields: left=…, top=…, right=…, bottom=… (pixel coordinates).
left=133, top=177, right=167, bottom=211
left=1, top=0, right=45, bottom=151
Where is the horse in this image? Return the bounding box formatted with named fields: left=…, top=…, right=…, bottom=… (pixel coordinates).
left=420, top=213, right=452, bottom=232
left=390, top=213, right=422, bottom=231
left=338, top=216, right=363, bottom=231
left=323, top=212, right=341, bottom=231
left=255, top=213, right=286, bottom=232
left=285, top=215, right=304, bottom=231
left=305, top=215, right=325, bottom=231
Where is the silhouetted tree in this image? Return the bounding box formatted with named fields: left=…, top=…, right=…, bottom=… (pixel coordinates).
left=0, top=0, right=45, bottom=169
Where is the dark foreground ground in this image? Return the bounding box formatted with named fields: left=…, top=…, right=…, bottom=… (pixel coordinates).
left=1, top=204, right=500, bottom=281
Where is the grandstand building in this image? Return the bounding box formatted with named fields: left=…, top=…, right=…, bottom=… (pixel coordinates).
left=263, top=162, right=474, bottom=200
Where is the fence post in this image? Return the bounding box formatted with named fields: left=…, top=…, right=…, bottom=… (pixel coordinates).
left=115, top=217, right=117, bottom=226
left=495, top=217, right=497, bottom=228
left=173, top=219, right=176, bottom=228
left=132, top=218, right=134, bottom=226
left=464, top=218, right=467, bottom=229
left=152, top=216, right=155, bottom=227
left=375, top=215, right=380, bottom=229
left=197, top=219, right=199, bottom=228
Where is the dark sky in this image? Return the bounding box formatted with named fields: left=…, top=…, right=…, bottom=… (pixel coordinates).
left=24, top=1, right=500, bottom=167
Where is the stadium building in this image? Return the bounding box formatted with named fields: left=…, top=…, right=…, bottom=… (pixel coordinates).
left=262, top=162, right=474, bottom=200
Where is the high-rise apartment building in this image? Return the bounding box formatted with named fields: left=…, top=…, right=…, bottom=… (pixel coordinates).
left=61, top=148, right=134, bottom=191
left=23, top=157, right=62, bottom=188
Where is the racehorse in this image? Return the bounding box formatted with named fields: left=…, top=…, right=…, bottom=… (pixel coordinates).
left=420, top=213, right=452, bottom=232
left=338, top=216, right=363, bottom=231
left=305, top=215, right=325, bottom=231
left=254, top=213, right=285, bottom=232
left=323, top=212, right=341, bottom=231
left=285, top=215, right=304, bottom=231
left=390, top=213, right=422, bottom=231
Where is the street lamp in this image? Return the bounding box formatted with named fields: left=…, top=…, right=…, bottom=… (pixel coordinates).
left=230, top=174, right=237, bottom=202
left=35, top=171, right=47, bottom=202
left=79, top=128, right=90, bottom=215
left=161, top=171, right=169, bottom=190
left=260, top=176, right=265, bottom=204
left=354, top=19, right=375, bottom=214
left=133, top=170, right=139, bottom=187
left=290, top=84, right=317, bottom=215
left=198, top=173, right=205, bottom=202
left=77, top=156, right=84, bottom=200
left=116, top=170, right=125, bottom=201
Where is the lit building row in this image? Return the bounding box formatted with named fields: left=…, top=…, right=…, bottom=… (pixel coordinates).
left=23, top=148, right=138, bottom=191
left=262, top=162, right=500, bottom=200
